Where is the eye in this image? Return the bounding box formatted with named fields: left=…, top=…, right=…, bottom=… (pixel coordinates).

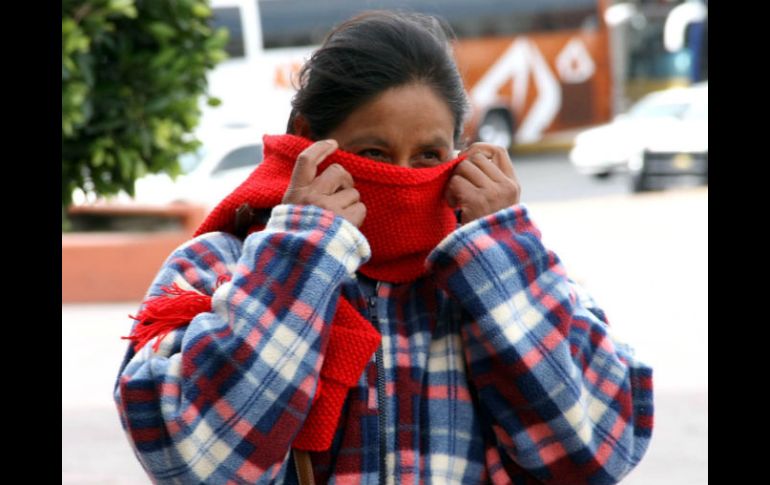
left=358, top=148, right=388, bottom=161
left=413, top=151, right=444, bottom=168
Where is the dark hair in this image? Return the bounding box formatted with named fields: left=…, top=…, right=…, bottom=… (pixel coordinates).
left=287, top=10, right=469, bottom=144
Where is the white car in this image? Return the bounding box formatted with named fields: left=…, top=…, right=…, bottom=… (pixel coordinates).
left=131, top=126, right=264, bottom=208
left=570, top=83, right=708, bottom=191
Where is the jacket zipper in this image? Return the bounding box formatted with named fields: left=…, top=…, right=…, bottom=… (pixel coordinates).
left=368, top=285, right=387, bottom=485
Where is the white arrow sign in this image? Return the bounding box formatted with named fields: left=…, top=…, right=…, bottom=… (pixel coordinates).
left=470, top=38, right=561, bottom=143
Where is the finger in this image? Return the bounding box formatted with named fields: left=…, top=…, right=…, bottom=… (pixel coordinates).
left=458, top=143, right=496, bottom=160
left=455, top=157, right=493, bottom=188
left=468, top=152, right=509, bottom=183
left=290, top=139, right=339, bottom=187
left=461, top=143, right=515, bottom=179
left=489, top=150, right=515, bottom=178
left=447, top=175, right=482, bottom=224
left=312, top=163, right=354, bottom=195
left=327, top=187, right=360, bottom=209
left=341, top=202, right=367, bottom=228
left=444, top=174, right=478, bottom=208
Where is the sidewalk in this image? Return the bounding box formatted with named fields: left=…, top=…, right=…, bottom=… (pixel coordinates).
left=62, top=302, right=149, bottom=484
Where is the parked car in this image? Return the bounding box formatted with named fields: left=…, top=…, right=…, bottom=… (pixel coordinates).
left=570, top=82, right=708, bottom=192
left=131, top=126, right=264, bottom=208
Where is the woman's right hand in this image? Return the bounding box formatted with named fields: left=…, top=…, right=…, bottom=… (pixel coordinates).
left=282, top=139, right=367, bottom=227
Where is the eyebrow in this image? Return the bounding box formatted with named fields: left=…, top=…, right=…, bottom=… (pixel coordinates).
left=419, top=136, right=452, bottom=151
left=346, top=135, right=451, bottom=150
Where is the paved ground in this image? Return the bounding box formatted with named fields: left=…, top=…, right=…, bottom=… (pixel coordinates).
left=63, top=187, right=708, bottom=484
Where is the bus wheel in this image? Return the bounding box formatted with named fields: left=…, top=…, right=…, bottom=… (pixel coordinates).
left=477, top=110, right=515, bottom=152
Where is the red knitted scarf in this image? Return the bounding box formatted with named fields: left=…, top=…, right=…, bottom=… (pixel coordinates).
left=197, top=134, right=463, bottom=281
left=124, top=134, right=462, bottom=451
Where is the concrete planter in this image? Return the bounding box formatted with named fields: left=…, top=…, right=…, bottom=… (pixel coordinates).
left=62, top=204, right=207, bottom=303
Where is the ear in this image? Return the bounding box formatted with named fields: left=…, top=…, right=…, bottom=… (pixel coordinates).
left=292, top=114, right=312, bottom=139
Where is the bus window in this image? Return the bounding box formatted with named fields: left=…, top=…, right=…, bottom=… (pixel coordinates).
left=629, top=22, right=691, bottom=82
left=212, top=6, right=245, bottom=59
left=622, top=0, right=707, bottom=103
left=258, top=0, right=599, bottom=49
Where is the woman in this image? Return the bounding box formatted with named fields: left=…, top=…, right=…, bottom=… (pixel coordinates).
left=115, top=11, right=653, bottom=484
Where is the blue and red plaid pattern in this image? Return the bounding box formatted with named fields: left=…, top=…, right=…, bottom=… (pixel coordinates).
left=115, top=204, right=653, bottom=484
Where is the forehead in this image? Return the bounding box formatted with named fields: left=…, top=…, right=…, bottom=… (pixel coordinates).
left=332, top=83, right=454, bottom=146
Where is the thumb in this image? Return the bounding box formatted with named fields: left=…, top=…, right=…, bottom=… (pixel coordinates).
left=290, top=139, right=338, bottom=187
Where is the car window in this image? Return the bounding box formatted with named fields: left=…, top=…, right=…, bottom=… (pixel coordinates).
left=179, top=149, right=206, bottom=174
left=212, top=144, right=263, bottom=174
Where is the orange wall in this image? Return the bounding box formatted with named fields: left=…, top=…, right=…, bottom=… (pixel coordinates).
left=62, top=204, right=206, bottom=303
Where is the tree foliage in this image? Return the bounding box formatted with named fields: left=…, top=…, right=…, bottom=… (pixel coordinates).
left=62, top=0, right=227, bottom=211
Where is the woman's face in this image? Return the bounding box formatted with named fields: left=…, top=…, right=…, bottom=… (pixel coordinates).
left=327, top=83, right=455, bottom=169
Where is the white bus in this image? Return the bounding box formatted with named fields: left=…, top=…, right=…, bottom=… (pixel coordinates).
left=202, top=0, right=310, bottom=136
left=205, top=0, right=614, bottom=150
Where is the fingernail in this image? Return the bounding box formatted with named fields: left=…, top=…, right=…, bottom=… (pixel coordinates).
left=321, top=139, right=338, bottom=149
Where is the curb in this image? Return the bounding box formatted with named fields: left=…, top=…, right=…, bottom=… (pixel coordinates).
left=510, top=129, right=581, bottom=155
left=512, top=140, right=574, bottom=155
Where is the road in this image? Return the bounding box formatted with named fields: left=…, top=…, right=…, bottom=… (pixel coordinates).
left=63, top=154, right=707, bottom=484
left=513, top=152, right=631, bottom=203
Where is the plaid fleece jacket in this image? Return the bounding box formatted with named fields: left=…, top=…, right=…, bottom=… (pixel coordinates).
left=114, top=204, right=653, bottom=484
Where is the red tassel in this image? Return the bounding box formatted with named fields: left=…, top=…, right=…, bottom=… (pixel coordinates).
left=123, top=275, right=231, bottom=353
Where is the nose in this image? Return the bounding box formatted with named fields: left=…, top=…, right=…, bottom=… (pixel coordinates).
left=393, top=157, right=411, bottom=168
left=387, top=152, right=413, bottom=168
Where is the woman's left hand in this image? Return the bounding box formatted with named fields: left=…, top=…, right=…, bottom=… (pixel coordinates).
left=445, top=143, right=521, bottom=224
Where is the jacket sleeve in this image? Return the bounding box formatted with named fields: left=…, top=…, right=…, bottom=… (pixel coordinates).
left=113, top=204, right=370, bottom=484
left=426, top=205, right=653, bottom=485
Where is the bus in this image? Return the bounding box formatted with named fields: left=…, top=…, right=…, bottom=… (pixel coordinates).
left=205, top=0, right=615, bottom=151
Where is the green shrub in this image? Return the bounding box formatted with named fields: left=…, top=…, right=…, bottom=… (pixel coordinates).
left=62, top=0, right=228, bottom=213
